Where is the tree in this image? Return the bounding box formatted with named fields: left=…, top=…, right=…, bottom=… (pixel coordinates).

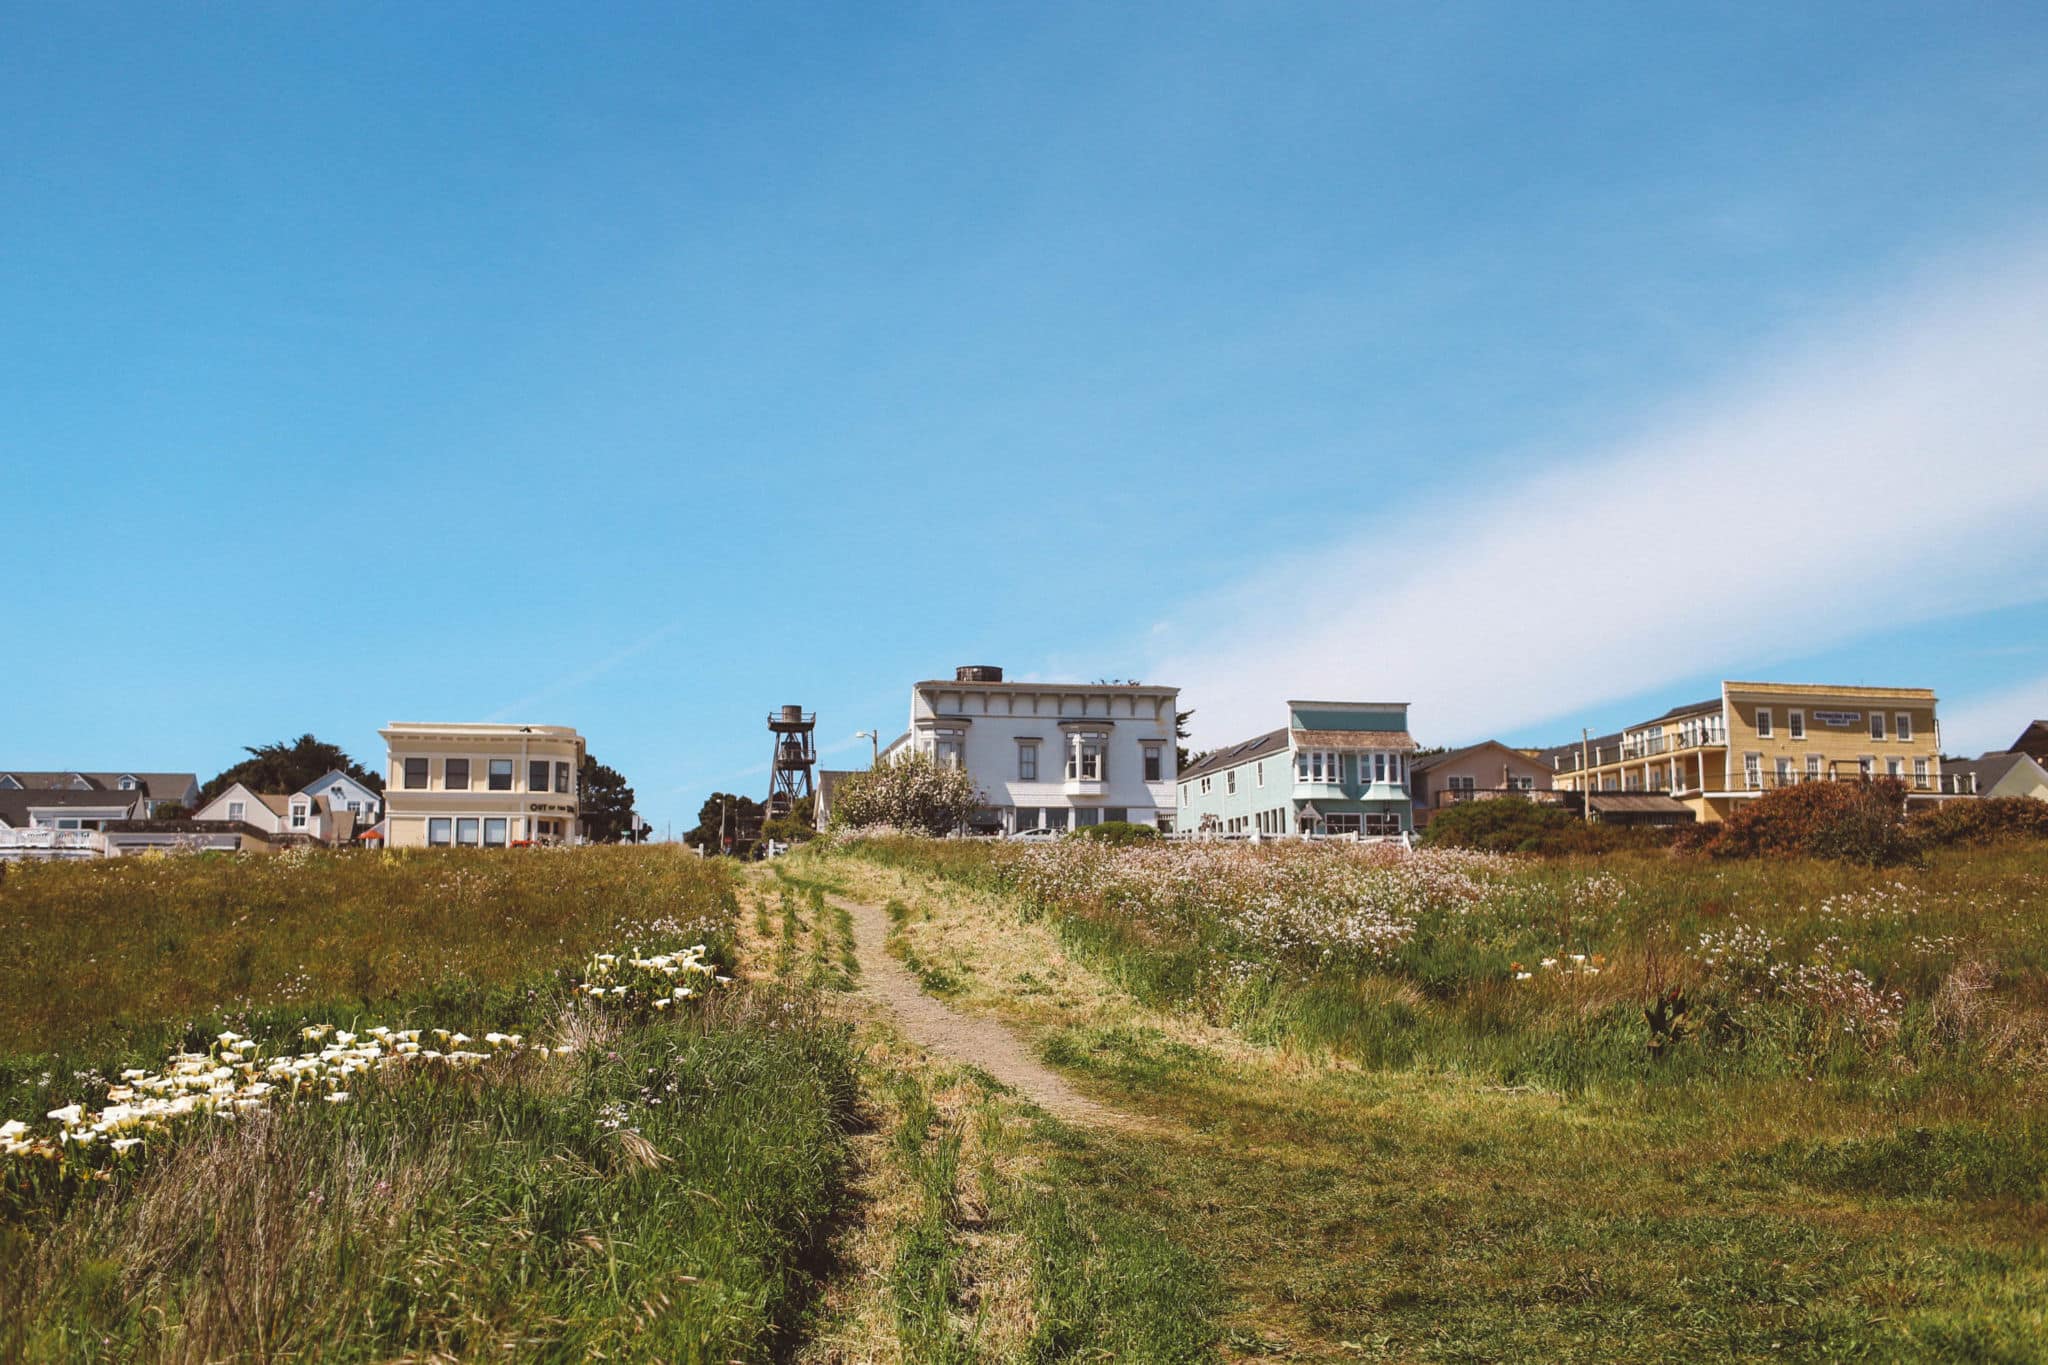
left=684, top=792, right=765, bottom=854
left=827, top=752, right=982, bottom=835
left=578, top=755, right=646, bottom=844
left=200, top=734, right=383, bottom=806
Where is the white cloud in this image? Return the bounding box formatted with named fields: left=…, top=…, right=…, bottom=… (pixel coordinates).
left=1152, top=235, right=2048, bottom=749
left=1938, top=672, right=2048, bottom=758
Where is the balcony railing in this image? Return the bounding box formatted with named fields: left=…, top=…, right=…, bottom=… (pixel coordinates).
left=1728, top=770, right=1962, bottom=794
left=1433, top=787, right=1560, bottom=808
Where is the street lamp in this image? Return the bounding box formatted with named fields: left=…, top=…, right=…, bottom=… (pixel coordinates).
left=854, top=730, right=880, bottom=767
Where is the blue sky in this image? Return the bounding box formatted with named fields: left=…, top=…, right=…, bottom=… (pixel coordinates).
left=5, top=3, right=2048, bottom=834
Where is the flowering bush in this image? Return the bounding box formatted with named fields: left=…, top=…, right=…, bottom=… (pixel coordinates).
left=828, top=753, right=983, bottom=835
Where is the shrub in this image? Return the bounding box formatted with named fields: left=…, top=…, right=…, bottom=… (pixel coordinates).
left=1422, top=796, right=1670, bottom=856
left=1703, top=779, right=1916, bottom=866
left=761, top=815, right=819, bottom=846
left=827, top=754, right=983, bottom=836
left=1910, top=796, right=2048, bottom=848
left=1075, top=820, right=1160, bottom=846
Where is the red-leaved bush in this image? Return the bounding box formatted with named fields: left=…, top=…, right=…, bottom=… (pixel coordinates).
left=1699, top=779, right=1916, bottom=866
left=1909, top=796, right=2048, bottom=848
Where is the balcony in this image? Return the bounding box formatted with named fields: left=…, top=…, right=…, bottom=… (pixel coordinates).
left=1432, top=787, right=1562, bottom=808
left=1725, top=770, right=1958, bottom=794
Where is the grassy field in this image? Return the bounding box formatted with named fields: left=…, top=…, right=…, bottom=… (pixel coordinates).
left=1, top=848, right=862, bottom=1362
left=828, top=835, right=2048, bottom=1361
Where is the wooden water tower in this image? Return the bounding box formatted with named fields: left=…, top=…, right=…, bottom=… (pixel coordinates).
left=767, top=705, right=817, bottom=819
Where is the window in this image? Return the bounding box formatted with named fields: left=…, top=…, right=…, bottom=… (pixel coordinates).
left=1179, top=785, right=1188, bottom=805
left=488, top=759, right=513, bottom=791
left=529, top=760, right=550, bottom=792
left=446, top=758, right=470, bottom=791
left=1789, top=710, right=1806, bottom=740
left=457, top=817, right=482, bottom=845
left=1326, top=814, right=1361, bottom=835
left=118, top=776, right=137, bottom=790
left=428, top=817, right=452, bottom=846
left=1297, top=750, right=1341, bottom=784
left=227, top=801, right=245, bottom=821
left=1869, top=712, right=1886, bottom=740
left=1756, top=709, right=1773, bottom=739
left=1884, top=757, right=1903, bottom=779
left=1073, top=808, right=1101, bottom=828
left=1859, top=756, right=1874, bottom=779
left=1226, top=769, right=1237, bottom=795
left=555, top=762, right=571, bottom=794
left=1807, top=755, right=1823, bottom=780
left=1374, top=753, right=1389, bottom=782
left=1775, top=756, right=1794, bottom=784
left=484, top=817, right=508, bottom=847
left=1104, top=808, right=1128, bottom=824
left=1914, top=757, right=1930, bottom=789
left=1043, top=807, right=1069, bottom=831
left=1896, top=712, right=1912, bottom=742
left=404, top=757, right=429, bottom=789
left=1066, top=736, right=1104, bottom=781
left=291, top=804, right=307, bottom=829
left=1199, top=776, right=1212, bottom=796
left=1255, top=761, right=1265, bottom=788
left=1017, top=743, right=1038, bottom=782
left=1143, top=744, right=1163, bottom=782
left=1513, top=775, right=1536, bottom=791
left=1450, top=775, right=1476, bottom=792
left=347, top=801, right=361, bottom=815
left=1743, top=752, right=1763, bottom=789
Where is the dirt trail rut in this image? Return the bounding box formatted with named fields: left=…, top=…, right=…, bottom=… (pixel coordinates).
left=833, top=895, right=1142, bottom=1129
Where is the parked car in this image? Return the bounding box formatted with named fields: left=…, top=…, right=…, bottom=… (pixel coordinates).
left=1008, top=827, right=1063, bottom=842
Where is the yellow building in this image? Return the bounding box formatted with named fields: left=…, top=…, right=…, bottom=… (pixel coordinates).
left=379, top=723, right=585, bottom=848
left=1548, top=683, right=1957, bottom=823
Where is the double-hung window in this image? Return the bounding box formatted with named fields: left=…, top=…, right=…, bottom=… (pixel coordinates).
left=290, top=804, right=307, bottom=829
left=1226, top=769, right=1237, bottom=795
left=1743, top=752, right=1763, bottom=789
left=1199, top=776, right=1212, bottom=796
left=457, top=817, right=482, bottom=845
left=1756, top=709, right=1774, bottom=739
left=1789, top=710, right=1806, bottom=740
left=555, top=762, right=571, bottom=794
left=403, top=757, right=429, bottom=790
left=1807, top=755, right=1823, bottom=780
left=1913, top=757, right=1930, bottom=788
left=1886, top=757, right=1904, bottom=779
left=428, top=817, right=452, bottom=846
left=529, top=760, right=550, bottom=792
left=446, top=758, right=470, bottom=791
left=1255, top=761, right=1264, bottom=788
left=488, top=760, right=513, bottom=791
left=1869, top=712, right=1886, bottom=741
left=1775, top=756, right=1793, bottom=784
left=1895, top=712, right=1912, bottom=742
left=484, top=817, right=508, bottom=847
left=1143, top=744, right=1163, bottom=782
left=1017, top=742, right=1038, bottom=782
left=227, top=801, right=245, bottom=821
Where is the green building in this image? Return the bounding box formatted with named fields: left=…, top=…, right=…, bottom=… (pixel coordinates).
left=1176, top=701, right=1416, bottom=837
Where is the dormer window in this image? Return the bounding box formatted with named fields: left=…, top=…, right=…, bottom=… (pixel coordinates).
left=291, top=804, right=308, bottom=829
left=118, top=776, right=138, bottom=791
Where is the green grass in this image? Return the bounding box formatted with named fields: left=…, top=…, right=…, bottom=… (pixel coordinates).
left=835, top=837, right=2048, bottom=1360
left=1, top=848, right=862, bottom=1363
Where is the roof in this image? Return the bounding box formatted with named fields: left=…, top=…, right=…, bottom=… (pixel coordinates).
left=380, top=723, right=583, bottom=742
left=2012, top=721, right=2048, bottom=759
left=0, top=789, right=146, bottom=825
left=1943, top=752, right=2044, bottom=790
left=1587, top=793, right=1693, bottom=816
left=1179, top=728, right=1289, bottom=783
left=1291, top=729, right=1418, bottom=752
left=298, top=769, right=378, bottom=797
left=915, top=678, right=1178, bottom=695
left=1643, top=698, right=1720, bottom=725
left=0, top=771, right=198, bottom=797
left=1722, top=681, right=1938, bottom=701
left=1411, top=740, right=1552, bottom=774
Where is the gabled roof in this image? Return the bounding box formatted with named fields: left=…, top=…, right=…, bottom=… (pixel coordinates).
left=1180, top=728, right=1289, bottom=783
left=1943, top=751, right=2046, bottom=791
left=1642, top=698, right=1720, bottom=725
left=298, top=769, right=378, bottom=798
left=1412, top=740, right=1552, bottom=774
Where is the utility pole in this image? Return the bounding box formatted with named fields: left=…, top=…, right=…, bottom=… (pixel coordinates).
left=1581, top=727, right=1593, bottom=824
left=855, top=730, right=880, bottom=767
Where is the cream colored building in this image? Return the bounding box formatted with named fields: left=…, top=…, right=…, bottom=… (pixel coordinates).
left=380, top=723, right=584, bottom=848
left=1548, top=682, right=1956, bottom=823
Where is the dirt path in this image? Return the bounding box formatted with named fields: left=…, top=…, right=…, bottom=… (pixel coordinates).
left=832, top=895, right=1143, bottom=1129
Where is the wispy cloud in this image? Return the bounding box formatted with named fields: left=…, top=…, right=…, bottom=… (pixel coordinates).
left=486, top=621, right=687, bottom=723
left=1938, top=672, right=2048, bottom=758
left=1152, top=236, right=2048, bottom=749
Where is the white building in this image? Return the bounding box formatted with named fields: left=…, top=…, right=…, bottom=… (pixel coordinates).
left=380, top=722, right=584, bottom=848
left=192, top=782, right=359, bottom=844
left=880, top=666, right=1178, bottom=833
